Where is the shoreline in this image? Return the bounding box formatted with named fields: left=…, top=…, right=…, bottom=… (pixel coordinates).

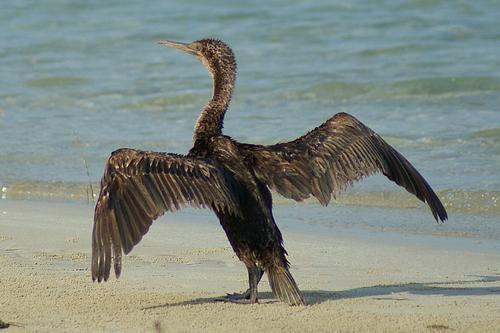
left=1, top=199, right=499, bottom=332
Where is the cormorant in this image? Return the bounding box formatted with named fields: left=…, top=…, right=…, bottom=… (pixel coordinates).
left=91, top=38, right=448, bottom=306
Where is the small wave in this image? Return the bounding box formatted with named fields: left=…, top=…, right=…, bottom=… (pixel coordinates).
left=291, top=76, right=500, bottom=103
left=357, top=44, right=431, bottom=57
left=472, top=127, right=500, bottom=139
left=381, top=128, right=500, bottom=152
left=25, top=76, right=90, bottom=88
left=2, top=181, right=498, bottom=216
left=122, top=94, right=205, bottom=112
left=382, top=77, right=500, bottom=97
left=274, top=189, right=500, bottom=216
left=470, top=128, right=500, bottom=150
left=290, top=82, right=370, bottom=102
left=382, top=135, right=464, bottom=149
left=1, top=181, right=97, bottom=203
left=468, top=128, right=500, bottom=154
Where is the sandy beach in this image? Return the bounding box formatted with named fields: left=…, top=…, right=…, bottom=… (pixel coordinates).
left=1, top=199, right=499, bottom=332
left=2, top=0, right=500, bottom=332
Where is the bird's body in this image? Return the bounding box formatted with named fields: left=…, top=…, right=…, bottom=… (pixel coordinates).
left=92, top=39, right=447, bottom=306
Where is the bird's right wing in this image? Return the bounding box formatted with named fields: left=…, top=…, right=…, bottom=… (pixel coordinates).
left=238, top=112, right=447, bottom=222
left=92, top=148, right=242, bottom=282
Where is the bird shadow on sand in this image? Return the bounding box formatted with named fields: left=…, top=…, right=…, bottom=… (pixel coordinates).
left=143, top=274, right=500, bottom=309
left=305, top=274, right=500, bottom=305
left=142, top=294, right=279, bottom=310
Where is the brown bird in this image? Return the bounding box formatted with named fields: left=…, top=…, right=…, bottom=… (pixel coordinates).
left=91, top=38, right=447, bottom=306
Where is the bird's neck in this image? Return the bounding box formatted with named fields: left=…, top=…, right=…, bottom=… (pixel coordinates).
left=194, top=66, right=235, bottom=141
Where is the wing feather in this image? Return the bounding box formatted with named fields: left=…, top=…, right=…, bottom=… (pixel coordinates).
left=92, top=148, right=242, bottom=282
left=238, top=112, right=447, bottom=222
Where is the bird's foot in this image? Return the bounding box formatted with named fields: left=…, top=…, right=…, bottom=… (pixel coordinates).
left=225, top=289, right=250, bottom=300
left=219, top=289, right=258, bottom=304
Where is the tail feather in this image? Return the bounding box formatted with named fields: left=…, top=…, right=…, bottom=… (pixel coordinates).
left=267, top=265, right=306, bottom=306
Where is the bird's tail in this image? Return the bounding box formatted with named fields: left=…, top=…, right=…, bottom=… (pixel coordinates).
left=266, top=265, right=306, bottom=306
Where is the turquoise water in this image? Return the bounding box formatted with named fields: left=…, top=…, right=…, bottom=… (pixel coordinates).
left=1, top=1, right=499, bottom=227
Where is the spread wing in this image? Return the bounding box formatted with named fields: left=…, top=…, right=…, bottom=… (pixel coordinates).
left=238, top=112, right=447, bottom=222
left=92, top=148, right=242, bottom=282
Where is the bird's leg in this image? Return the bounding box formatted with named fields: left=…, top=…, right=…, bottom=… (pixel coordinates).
left=247, top=265, right=263, bottom=303
left=225, top=266, right=264, bottom=302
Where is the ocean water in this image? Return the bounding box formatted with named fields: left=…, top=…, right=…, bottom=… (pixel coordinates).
left=1, top=1, right=499, bottom=237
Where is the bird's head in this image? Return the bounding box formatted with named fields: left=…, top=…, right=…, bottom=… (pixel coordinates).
left=159, top=38, right=236, bottom=78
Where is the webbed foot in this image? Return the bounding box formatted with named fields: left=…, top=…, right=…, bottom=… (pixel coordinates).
left=225, top=288, right=251, bottom=300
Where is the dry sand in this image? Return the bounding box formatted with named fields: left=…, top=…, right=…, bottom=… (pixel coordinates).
left=1, top=199, right=499, bottom=332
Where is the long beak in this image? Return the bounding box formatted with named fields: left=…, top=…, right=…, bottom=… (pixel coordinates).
left=158, top=40, right=199, bottom=56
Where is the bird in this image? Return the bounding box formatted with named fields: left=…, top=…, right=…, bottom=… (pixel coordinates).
left=91, top=38, right=448, bottom=306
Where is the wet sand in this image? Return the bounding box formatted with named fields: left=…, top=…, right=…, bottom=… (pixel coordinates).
left=1, top=199, right=499, bottom=332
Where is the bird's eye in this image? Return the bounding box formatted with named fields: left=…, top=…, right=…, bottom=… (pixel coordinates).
left=191, top=42, right=203, bottom=52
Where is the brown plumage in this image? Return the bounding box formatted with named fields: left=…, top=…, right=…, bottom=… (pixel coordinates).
left=91, top=38, right=447, bottom=306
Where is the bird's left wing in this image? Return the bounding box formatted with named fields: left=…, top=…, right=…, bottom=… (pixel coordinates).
left=92, top=148, right=242, bottom=282
left=237, top=112, right=447, bottom=222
